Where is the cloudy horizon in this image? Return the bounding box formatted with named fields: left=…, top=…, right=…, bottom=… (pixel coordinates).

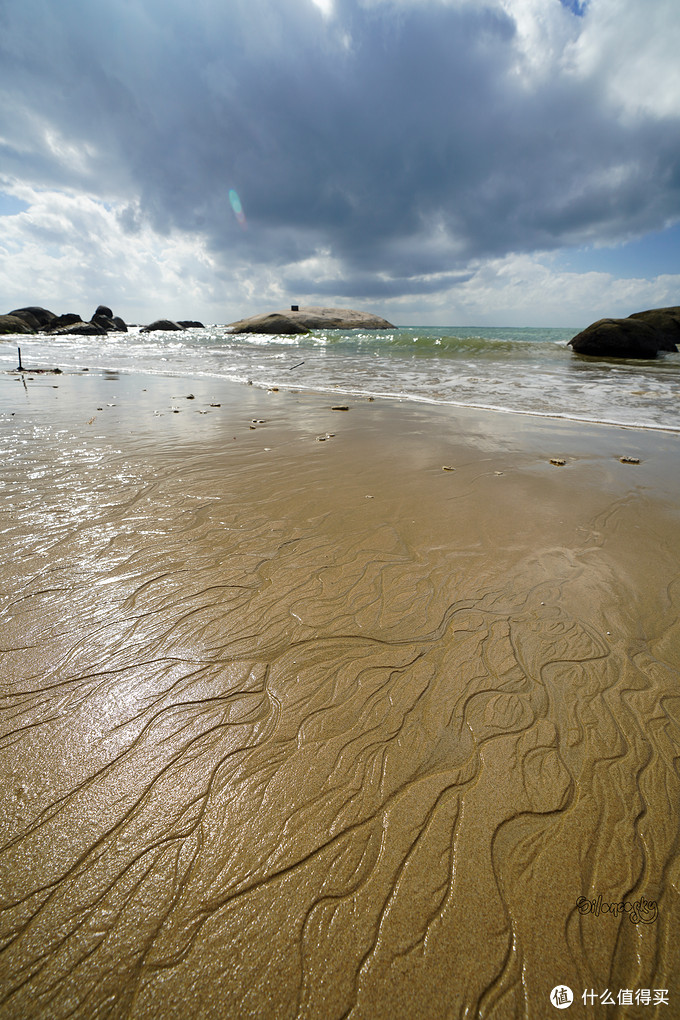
left=1, top=0, right=679, bottom=327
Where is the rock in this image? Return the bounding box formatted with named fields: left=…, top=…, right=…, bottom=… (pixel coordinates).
left=140, top=319, right=186, bottom=332
left=91, top=313, right=127, bottom=332
left=50, top=320, right=107, bottom=336
left=48, top=313, right=83, bottom=329
left=628, top=306, right=680, bottom=349
left=177, top=320, right=205, bottom=328
left=288, top=307, right=394, bottom=329
left=226, top=306, right=395, bottom=333
left=0, top=313, right=34, bottom=334
left=88, top=305, right=127, bottom=332
left=226, top=312, right=310, bottom=335
left=569, top=307, right=680, bottom=358
left=9, top=306, right=56, bottom=329
left=91, top=314, right=113, bottom=330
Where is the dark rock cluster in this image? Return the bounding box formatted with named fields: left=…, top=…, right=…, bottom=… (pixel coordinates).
left=0, top=305, right=206, bottom=336
left=569, top=306, right=680, bottom=358
left=0, top=304, right=127, bottom=336
left=140, top=319, right=185, bottom=332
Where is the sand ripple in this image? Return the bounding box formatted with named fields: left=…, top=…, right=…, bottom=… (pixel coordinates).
left=1, top=414, right=679, bottom=1019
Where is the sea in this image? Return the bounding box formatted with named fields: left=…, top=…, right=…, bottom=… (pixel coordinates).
left=2, top=324, right=679, bottom=432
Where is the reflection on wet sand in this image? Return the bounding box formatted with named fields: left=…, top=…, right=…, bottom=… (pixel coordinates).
left=1, top=384, right=679, bottom=1019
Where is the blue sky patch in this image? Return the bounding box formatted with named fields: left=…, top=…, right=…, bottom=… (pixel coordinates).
left=559, top=0, right=587, bottom=15
left=0, top=192, right=29, bottom=216
left=556, top=221, right=680, bottom=278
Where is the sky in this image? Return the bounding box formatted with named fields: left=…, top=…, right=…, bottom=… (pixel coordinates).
left=0, top=0, right=678, bottom=327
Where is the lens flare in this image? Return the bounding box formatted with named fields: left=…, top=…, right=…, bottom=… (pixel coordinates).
left=229, top=189, right=247, bottom=229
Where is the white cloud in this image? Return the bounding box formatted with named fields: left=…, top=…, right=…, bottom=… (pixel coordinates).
left=1, top=185, right=677, bottom=326
left=497, top=0, right=579, bottom=79
left=0, top=185, right=225, bottom=323
left=421, top=253, right=680, bottom=326
left=564, top=0, right=680, bottom=118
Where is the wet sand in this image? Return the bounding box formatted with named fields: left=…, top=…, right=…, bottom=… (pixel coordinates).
left=1, top=369, right=680, bottom=1019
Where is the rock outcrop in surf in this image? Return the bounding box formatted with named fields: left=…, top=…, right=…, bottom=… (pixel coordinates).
left=140, top=319, right=185, bottom=332
left=0, top=304, right=206, bottom=336
left=0, top=305, right=128, bottom=335
left=569, top=306, right=680, bottom=358
left=226, top=306, right=394, bottom=333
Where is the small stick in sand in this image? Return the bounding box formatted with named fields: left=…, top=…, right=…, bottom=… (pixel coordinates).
left=17, top=347, right=23, bottom=371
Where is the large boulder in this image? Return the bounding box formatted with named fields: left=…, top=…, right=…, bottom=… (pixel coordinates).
left=569, top=307, right=680, bottom=358
left=91, top=312, right=127, bottom=332
left=88, top=305, right=127, bottom=332
left=140, top=319, right=185, bottom=332
left=0, top=313, right=34, bottom=335
left=177, top=320, right=205, bottom=328
left=48, top=313, right=83, bottom=329
left=9, top=306, right=56, bottom=330
left=628, top=306, right=680, bottom=348
left=226, top=312, right=310, bottom=335
left=226, top=306, right=394, bottom=333
left=50, top=320, right=107, bottom=336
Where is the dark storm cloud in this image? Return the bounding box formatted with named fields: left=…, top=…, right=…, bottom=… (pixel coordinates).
left=1, top=0, right=679, bottom=298
left=283, top=270, right=475, bottom=299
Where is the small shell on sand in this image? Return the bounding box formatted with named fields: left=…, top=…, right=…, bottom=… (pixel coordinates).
left=620, top=456, right=640, bottom=464
left=332, top=405, right=349, bottom=411
left=442, top=465, right=455, bottom=472
left=316, top=433, right=336, bottom=442
left=550, top=458, right=566, bottom=466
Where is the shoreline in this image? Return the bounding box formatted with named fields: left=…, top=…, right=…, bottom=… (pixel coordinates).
left=6, top=356, right=680, bottom=437
left=2, top=368, right=680, bottom=1018
left=3, top=321, right=679, bottom=435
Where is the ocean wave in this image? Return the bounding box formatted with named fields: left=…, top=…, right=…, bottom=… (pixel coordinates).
left=2, top=324, right=678, bottom=432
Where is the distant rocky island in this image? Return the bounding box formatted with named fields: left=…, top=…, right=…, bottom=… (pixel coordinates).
left=0, top=303, right=393, bottom=337
left=0, top=305, right=204, bottom=336
left=6, top=302, right=677, bottom=357
left=569, top=306, right=680, bottom=358
left=226, top=306, right=394, bottom=333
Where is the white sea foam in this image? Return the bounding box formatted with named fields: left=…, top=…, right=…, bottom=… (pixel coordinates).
left=2, top=324, right=678, bottom=432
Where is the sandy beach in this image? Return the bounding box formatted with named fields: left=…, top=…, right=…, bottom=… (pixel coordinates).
left=1, top=368, right=679, bottom=1019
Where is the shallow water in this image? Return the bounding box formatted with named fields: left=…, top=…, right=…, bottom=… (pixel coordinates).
left=2, top=322, right=679, bottom=431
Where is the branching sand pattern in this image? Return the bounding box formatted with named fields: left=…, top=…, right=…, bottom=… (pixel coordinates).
left=1, top=419, right=679, bottom=1019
